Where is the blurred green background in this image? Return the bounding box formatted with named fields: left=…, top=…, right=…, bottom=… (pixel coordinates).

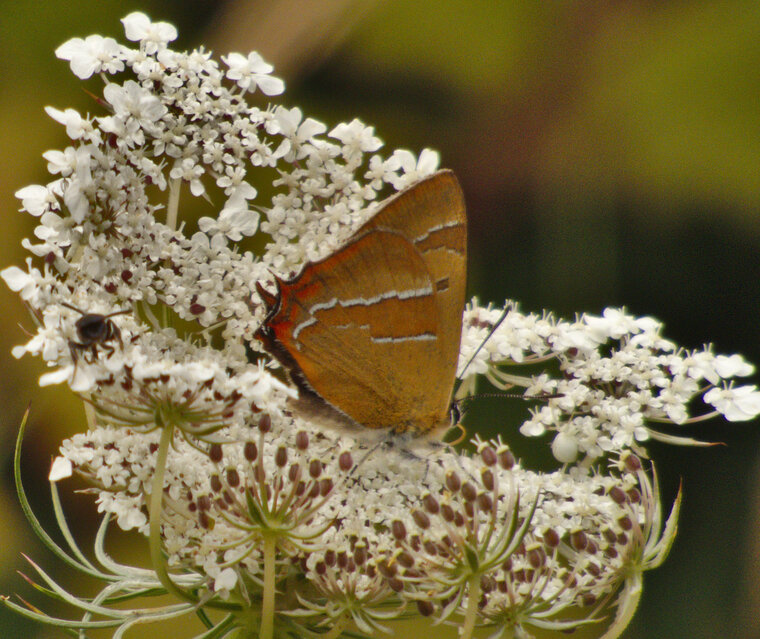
left=1, top=2, right=759, bottom=637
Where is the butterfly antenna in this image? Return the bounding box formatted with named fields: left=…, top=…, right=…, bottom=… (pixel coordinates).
left=462, top=391, right=562, bottom=403
left=452, top=306, right=510, bottom=424
left=451, top=388, right=562, bottom=423
left=459, top=305, right=510, bottom=378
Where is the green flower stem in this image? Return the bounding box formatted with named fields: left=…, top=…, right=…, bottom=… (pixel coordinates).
left=167, top=177, right=180, bottom=231
left=149, top=424, right=195, bottom=604
left=259, top=534, right=277, bottom=639
left=83, top=399, right=97, bottom=430
left=460, top=575, right=481, bottom=639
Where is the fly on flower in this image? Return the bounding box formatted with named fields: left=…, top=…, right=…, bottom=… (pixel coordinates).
left=62, top=302, right=130, bottom=363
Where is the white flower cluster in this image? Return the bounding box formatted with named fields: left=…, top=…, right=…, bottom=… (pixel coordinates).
left=56, top=419, right=663, bottom=638
left=2, top=11, right=442, bottom=429
left=1, top=12, right=756, bottom=639
left=457, top=304, right=760, bottom=466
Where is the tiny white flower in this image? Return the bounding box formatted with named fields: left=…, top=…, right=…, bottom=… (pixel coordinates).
left=199, top=184, right=259, bottom=241
left=43, top=147, right=79, bottom=176
left=63, top=178, right=91, bottom=224
left=15, top=185, right=57, bottom=217
left=112, top=500, right=148, bottom=531
left=329, top=119, right=382, bottom=156
left=551, top=321, right=603, bottom=352
left=49, top=456, right=73, bottom=481
left=103, top=80, right=167, bottom=127
left=214, top=567, right=239, bottom=592
left=385, top=148, right=440, bottom=189
left=55, top=35, right=125, bottom=79
left=269, top=106, right=327, bottom=158
left=39, top=366, right=74, bottom=387
left=1, top=262, right=40, bottom=300
left=11, top=345, right=27, bottom=359
left=1, top=265, right=33, bottom=293
left=223, top=52, right=284, bottom=95
left=45, top=106, right=92, bottom=140
left=585, top=308, right=656, bottom=341
left=170, top=157, right=206, bottom=196
left=520, top=408, right=551, bottom=437
left=705, top=385, right=760, bottom=422
left=714, top=354, right=754, bottom=379
left=121, top=12, right=177, bottom=52
left=415, top=147, right=440, bottom=174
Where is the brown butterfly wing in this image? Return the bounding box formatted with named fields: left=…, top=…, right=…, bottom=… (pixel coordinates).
left=357, top=170, right=467, bottom=428
left=256, top=170, right=467, bottom=436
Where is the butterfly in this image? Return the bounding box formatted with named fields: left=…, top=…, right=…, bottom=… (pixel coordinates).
left=255, top=170, right=466, bottom=440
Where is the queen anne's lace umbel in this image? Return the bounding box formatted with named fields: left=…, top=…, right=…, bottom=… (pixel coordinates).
left=2, top=12, right=758, bottom=639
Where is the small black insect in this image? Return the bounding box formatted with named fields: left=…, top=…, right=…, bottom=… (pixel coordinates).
left=62, top=302, right=130, bottom=363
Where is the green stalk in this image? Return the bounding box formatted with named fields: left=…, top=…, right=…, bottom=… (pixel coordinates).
left=259, top=534, right=277, bottom=639
left=166, top=177, right=180, bottom=231
left=148, top=424, right=195, bottom=603
left=460, top=575, right=481, bottom=639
